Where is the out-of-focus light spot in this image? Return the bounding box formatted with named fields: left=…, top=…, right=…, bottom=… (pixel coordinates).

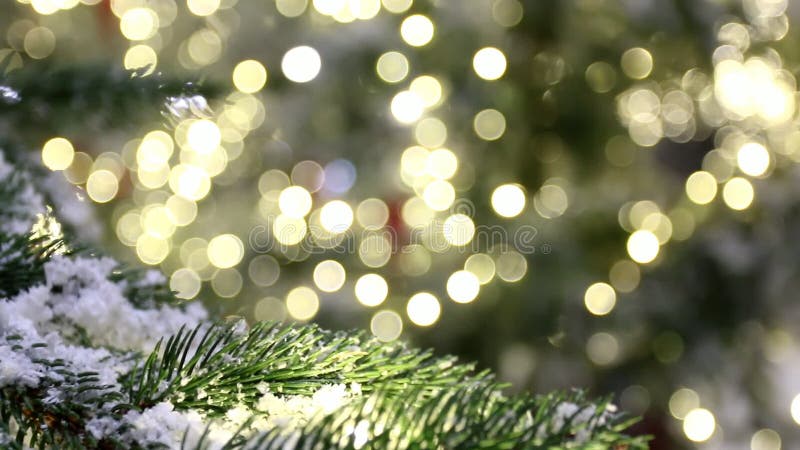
left=737, top=142, right=770, bottom=177
left=391, top=90, right=424, bottom=124
left=86, top=170, right=119, bottom=203
left=533, top=183, right=568, bottom=219
left=248, top=255, right=280, bottom=287
left=492, top=0, right=523, bottom=27
left=422, top=180, right=455, bottom=211
left=116, top=211, right=142, bottom=246
left=398, top=244, right=431, bottom=276
left=790, top=394, right=800, bottom=425
left=621, top=47, right=653, bottom=79
left=320, top=200, right=353, bottom=233
left=401, top=197, right=434, bottom=228
left=376, top=51, right=409, bottom=83
left=233, top=60, right=267, bottom=94
left=443, top=214, right=474, bottom=246
left=473, top=47, right=507, bottom=81
left=381, top=0, right=411, bottom=13
left=273, top=214, right=308, bottom=245
left=683, top=408, right=715, bottom=442
left=586, top=332, right=618, bottom=365
left=259, top=169, right=291, bottom=196
left=170, top=268, right=201, bottom=299
left=426, top=148, right=458, bottom=180
left=169, top=165, right=211, bottom=201
left=401, top=146, right=429, bottom=177
left=585, top=61, right=616, bottom=93
left=685, top=171, right=718, bottom=205
left=165, top=195, right=197, bottom=226
left=491, top=184, right=526, bottom=218
left=584, top=282, right=616, bottom=315
left=23, top=27, right=55, bottom=60
left=414, top=117, right=447, bottom=148
left=722, top=177, right=754, bottom=210
left=355, top=273, right=388, bottom=307
left=370, top=310, right=403, bottom=341
left=313, top=260, right=346, bottom=292
left=64, top=152, right=92, bottom=184
left=276, top=0, right=308, bottom=17
left=124, top=45, right=157, bottom=75
left=496, top=251, right=527, bottom=282
left=187, top=119, right=221, bottom=154
left=286, top=286, right=319, bottom=321
left=279, top=186, right=313, bottom=218
left=641, top=212, right=673, bottom=245
left=356, top=198, right=389, bottom=230
left=465, top=253, right=495, bottom=284
left=31, top=0, right=60, bottom=15
left=323, top=159, right=356, bottom=193
left=312, top=0, right=344, bottom=15
left=254, top=296, right=287, bottom=321
left=186, top=28, right=222, bottom=67
left=400, top=14, right=434, bottom=47
left=120, top=8, right=159, bottom=41
left=669, top=388, right=700, bottom=419
left=473, top=109, right=506, bottom=140
left=137, top=130, right=173, bottom=171
left=142, top=205, right=175, bottom=239
left=447, top=270, right=480, bottom=303
left=281, top=46, right=321, bottom=83
left=409, top=75, right=443, bottom=108
left=751, top=429, right=781, bottom=450
left=609, top=260, right=639, bottom=293
left=139, top=165, right=170, bottom=189
left=207, top=234, right=244, bottom=269
left=291, top=160, right=325, bottom=193
left=359, top=234, right=392, bottom=268
left=136, top=234, right=169, bottom=265
left=406, top=292, right=440, bottom=326
left=627, top=230, right=659, bottom=264
left=187, top=0, right=220, bottom=16
left=42, top=137, right=74, bottom=170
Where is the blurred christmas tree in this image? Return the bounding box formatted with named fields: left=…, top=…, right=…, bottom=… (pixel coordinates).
left=1, top=0, right=799, bottom=448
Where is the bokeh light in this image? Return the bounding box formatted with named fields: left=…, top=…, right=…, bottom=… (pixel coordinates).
left=406, top=292, right=441, bottom=326
left=282, top=46, right=321, bottom=83
left=446, top=270, right=480, bottom=303
left=491, top=184, right=526, bottom=218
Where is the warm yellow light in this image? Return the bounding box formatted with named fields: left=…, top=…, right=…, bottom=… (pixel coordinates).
left=355, top=273, right=388, bottom=307
left=120, top=8, right=159, bottom=41
left=137, top=130, right=173, bottom=170
left=465, top=253, right=495, bottom=284
left=495, top=251, right=527, bottom=282
left=491, top=184, right=526, bottom=218
left=414, top=117, right=447, bottom=148
left=313, top=260, right=346, bottom=292
left=627, top=230, right=659, bottom=264
left=187, top=0, right=220, bottom=16
left=406, top=292, right=440, bottom=326
left=669, top=388, right=700, bottom=419
left=621, top=47, right=653, bottom=80
left=168, top=165, right=211, bottom=201
left=382, top=0, right=411, bottom=13
left=584, top=282, right=616, bottom=316
left=400, top=14, right=434, bottom=47
left=792, top=394, right=800, bottom=425
left=401, top=146, right=430, bottom=177
left=232, top=60, right=267, bottom=94
left=142, top=205, right=175, bottom=239
left=586, top=332, right=619, bottom=365
left=722, top=177, right=754, bottom=210
left=473, top=47, right=507, bottom=81
left=273, top=214, right=308, bottom=246
left=320, top=200, right=353, bottom=233
left=376, top=51, right=409, bottom=83
left=422, top=180, right=455, bottom=211
left=442, top=214, right=475, bottom=246
left=370, top=310, right=403, bottom=342
left=254, top=296, right=286, bottom=322
left=356, top=198, right=389, bottom=230
left=447, top=270, right=480, bottom=303
left=187, top=119, right=221, bottom=154
left=279, top=186, right=313, bottom=218
left=286, top=286, right=319, bottom=321
left=426, top=148, right=458, bottom=179
left=281, top=46, right=321, bottom=83
left=751, top=429, right=781, bottom=450
left=136, top=234, right=169, bottom=265
left=24, top=27, right=55, bottom=60
left=41, top=137, right=74, bottom=170
left=359, top=234, right=392, bottom=268
left=683, top=408, right=715, bottom=442
left=409, top=75, right=442, bottom=108
left=585, top=61, right=616, bottom=93
left=207, top=234, right=244, bottom=269
left=165, top=195, right=197, bottom=226
left=473, top=109, right=506, bottom=140
left=86, top=170, right=119, bottom=203
left=391, top=90, right=424, bottom=124
left=533, top=183, right=568, bottom=219
left=737, top=142, right=770, bottom=177
left=170, top=268, right=201, bottom=299
left=276, top=0, right=308, bottom=17
left=685, top=171, right=717, bottom=205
